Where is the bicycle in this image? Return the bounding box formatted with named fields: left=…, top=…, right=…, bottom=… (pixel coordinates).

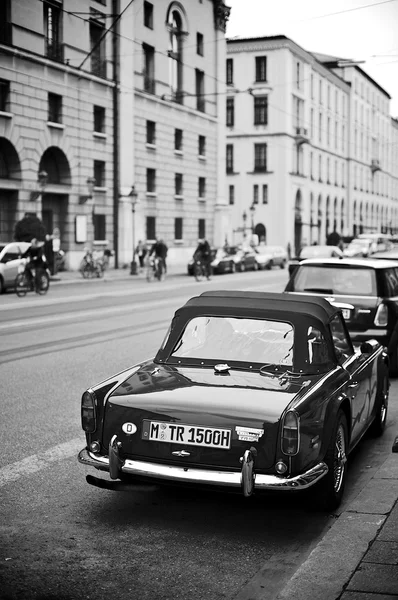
left=79, top=251, right=104, bottom=279
left=193, top=258, right=211, bottom=281
left=15, top=263, right=50, bottom=297
left=146, top=256, right=165, bottom=282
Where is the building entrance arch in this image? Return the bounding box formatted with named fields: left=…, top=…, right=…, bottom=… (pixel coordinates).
left=254, top=223, right=266, bottom=244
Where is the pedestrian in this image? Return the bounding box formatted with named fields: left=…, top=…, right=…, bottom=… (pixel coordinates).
left=136, top=240, right=147, bottom=271
left=103, top=247, right=112, bottom=270
left=44, top=234, right=54, bottom=275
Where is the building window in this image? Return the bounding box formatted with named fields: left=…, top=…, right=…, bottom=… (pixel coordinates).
left=175, top=173, right=183, bottom=196
left=174, top=217, right=183, bottom=240
left=199, top=135, right=206, bottom=157
left=296, top=61, right=301, bottom=89
left=319, top=79, right=322, bottom=104
left=93, top=214, right=106, bottom=241
left=199, top=177, right=206, bottom=199
left=146, top=216, right=156, bottom=240
left=318, top=155, right=322, bottom=182
left=310, top=152, right=314, bottom=179
left=48, top=93, right=62, bottom=123
left=0, top=79, right=10, bottom=112
left=226, top=58, right=233, bottom=85
left=226, top=97, right=234, bottom=126
left=253, top=184, right=259, bottom=205
left=198, top=218, right=205, bottom=239
left=144, top=1, right=153, bottom=29
left=0, top=1, right=12, bottom=45
left=175, top=128, right=183, bottom=151
left=196, top=69, right=205, bottom=112
left=254, top=143, right=267, bottom=172
left=226, top=144, right=234, bottom=173
left=90, top=14, right=106, bottom=77
left=143, top=43, right=155, bottom=94
left=146, top=168, right=156, bottom=193
left=262, top=184, right=268, bottom=204
left=254, top=96, right=268, bottom=125
left=94, top=105, right=105, bottom=133
left=197, top=32, right=204, bottom=56
left=168, top=9, right=183, bottom=103
left=146, top=120, right=156, bottom=145
left=44, top=1, right=62, bottom=61
left=229, top=185, right=235, bottom=205
left=319, top=112, right=322, bottom=143
left=94, top=160, right=105, bottom=187
left=255, top=56, right=267, bottom=82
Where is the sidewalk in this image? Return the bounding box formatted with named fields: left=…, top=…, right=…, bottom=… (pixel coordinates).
left=50, top=264, right=187, bottom=284
left=275, top=447, right=398, bottom=600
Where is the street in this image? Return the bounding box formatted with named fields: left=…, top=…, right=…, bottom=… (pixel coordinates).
left=1, top=269, right=397, bottom=600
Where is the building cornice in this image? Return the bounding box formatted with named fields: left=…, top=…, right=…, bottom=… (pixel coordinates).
left=0, top=44, right=115, bottom=87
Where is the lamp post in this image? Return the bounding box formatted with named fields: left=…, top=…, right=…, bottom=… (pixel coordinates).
left=250, top=202, right=256, bottom=233
left=129, top=185, right=139, bottom=275
left=242, top=210, right=247, bottom=239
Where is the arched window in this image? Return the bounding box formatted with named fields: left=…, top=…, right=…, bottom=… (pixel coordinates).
left=168, top=8, right=184, bottom=103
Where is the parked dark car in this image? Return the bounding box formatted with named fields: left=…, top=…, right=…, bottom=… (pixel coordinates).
left=288, top=245, right=343, bottom=276
left=78, top=291, right=389, bottom=511
left=285, top=257, right=398, bottom=375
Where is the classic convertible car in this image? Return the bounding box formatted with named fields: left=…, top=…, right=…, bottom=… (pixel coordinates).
left=78, top=291, right=389, bottom=511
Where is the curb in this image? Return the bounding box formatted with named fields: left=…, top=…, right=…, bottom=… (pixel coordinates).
left=273, top=454, right=398, bottom=600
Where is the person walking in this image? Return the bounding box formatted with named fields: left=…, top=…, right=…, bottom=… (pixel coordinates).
left=136, top=240, right=147, bottom=271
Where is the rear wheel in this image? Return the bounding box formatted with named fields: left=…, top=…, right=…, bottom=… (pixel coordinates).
left=15, top=273, right=29, bottom=297
left=266, top=261, right=273, bottom=270
left=194, top=262, right=204, bottom=282
left=0, top=276, right=4, bottom=294
left=370, top=374, right=389, bottom=436
left=280, top=260, right=286, bottom=269
left=36, top=270, right=50, bottom=295
left=313, top=410, right=348, bottom=511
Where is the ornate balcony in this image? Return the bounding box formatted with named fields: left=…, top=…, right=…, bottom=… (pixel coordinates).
left=295, top=126, right=309, bottom=146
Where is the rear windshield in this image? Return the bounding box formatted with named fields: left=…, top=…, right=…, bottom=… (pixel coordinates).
left=171, top=316, right=294, bottom=366
left=293, top=265, right=377, bottom=296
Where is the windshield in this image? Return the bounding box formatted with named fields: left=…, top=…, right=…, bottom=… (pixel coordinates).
left=171, top=316, right=294, bottom=366
left=293, top=265, right=377, bottom=296
left=300, top=246, right=330, bottom=259
left=0, top=245, right=6, bottom=254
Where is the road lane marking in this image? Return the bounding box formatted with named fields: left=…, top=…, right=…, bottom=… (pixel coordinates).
left=0, top=276, right=283, bottom=311
left=0, top=438, right=83, bottom=488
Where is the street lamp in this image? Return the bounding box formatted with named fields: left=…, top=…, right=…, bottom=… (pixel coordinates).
left=242, top=210, right=247, bottom=238
left=129, top=185, right=139, bottom=275
left=249, top=202, right=256, bottom=233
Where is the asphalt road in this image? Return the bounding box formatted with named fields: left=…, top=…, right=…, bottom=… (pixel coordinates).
left=1, top=269, right=397, bottom=600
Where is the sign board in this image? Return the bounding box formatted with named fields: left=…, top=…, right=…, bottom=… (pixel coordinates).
left=75, top=215, right=87, bottom=243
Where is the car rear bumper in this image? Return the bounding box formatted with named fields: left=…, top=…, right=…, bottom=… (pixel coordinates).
left=78, top=447, right=328, bottom=492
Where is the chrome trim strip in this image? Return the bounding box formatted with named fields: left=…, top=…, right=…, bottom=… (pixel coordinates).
left=351, top=329, right=388, bottom=337
left=78, top=449, right=328, bottom=491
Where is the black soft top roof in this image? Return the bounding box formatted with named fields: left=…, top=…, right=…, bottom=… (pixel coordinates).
left=192, top=291, right=338, bottom=320
left=155, top=291, right=340, bottom=365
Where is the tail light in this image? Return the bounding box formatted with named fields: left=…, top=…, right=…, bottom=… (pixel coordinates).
left=81, top=389, right=97, bottom=433
left=281, top=410, right=300, bottom=456
left=374, top=303, right=388, bottom=327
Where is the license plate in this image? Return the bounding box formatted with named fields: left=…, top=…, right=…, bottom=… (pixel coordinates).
left=342, top=309, right=351, bottom=320
left=142, top=420, right=231, bottom=449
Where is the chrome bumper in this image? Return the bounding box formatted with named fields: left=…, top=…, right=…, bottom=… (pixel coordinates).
left=78, top=447, right=328, bottom=492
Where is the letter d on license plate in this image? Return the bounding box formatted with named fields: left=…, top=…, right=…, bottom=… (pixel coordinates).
left=141, top=420, right=231, bottom=449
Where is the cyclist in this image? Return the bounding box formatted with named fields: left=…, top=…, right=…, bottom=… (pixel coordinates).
left=149, top=238, right=168, bottom=275
left=193, top=238, right=212, bottom=280
left=22, top=238, right=48, bottom=286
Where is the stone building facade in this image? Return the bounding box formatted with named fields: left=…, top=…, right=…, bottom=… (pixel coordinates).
left=0, top=0, right=231, bottom=270
left=226, top=36, right=398, bottom=255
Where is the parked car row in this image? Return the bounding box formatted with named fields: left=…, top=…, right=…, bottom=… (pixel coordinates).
left=187, top=245, right=288, bottom=276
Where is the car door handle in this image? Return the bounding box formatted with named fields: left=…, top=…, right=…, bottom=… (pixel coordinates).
left=348, top=381, right=359, bottom=388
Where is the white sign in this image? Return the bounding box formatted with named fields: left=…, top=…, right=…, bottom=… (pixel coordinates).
left=75, top=215, right=87, bottom=243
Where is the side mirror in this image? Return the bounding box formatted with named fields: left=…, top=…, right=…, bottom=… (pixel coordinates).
left=360, top=341, right=374, bottom=354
